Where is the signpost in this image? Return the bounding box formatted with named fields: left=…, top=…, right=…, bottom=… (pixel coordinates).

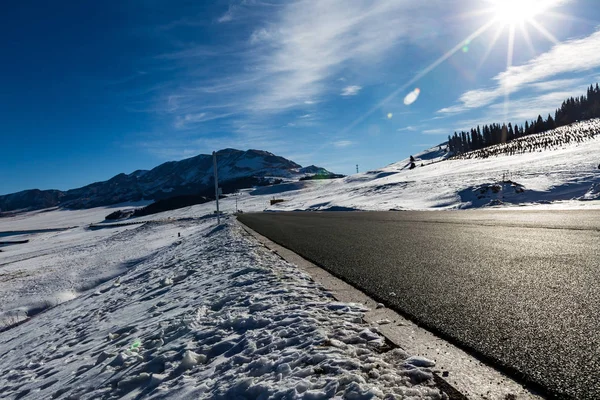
left=213, top=151, right=220, bottom=225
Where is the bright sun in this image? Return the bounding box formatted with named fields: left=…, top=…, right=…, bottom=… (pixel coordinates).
left=488, top=0, right=556, bottom=25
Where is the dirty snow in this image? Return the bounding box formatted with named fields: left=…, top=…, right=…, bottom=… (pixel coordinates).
left=0, top=216, right=446, bottom=399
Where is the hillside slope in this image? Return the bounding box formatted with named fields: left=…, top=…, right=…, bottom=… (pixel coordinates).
left=208, top=120, right=600, bottom=212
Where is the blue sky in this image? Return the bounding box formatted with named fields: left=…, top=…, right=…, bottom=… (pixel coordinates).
left=2, top=0, right=599, bottom=194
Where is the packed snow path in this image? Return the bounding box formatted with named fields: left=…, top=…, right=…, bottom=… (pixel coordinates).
left=0, top=218, right=447, bottom=399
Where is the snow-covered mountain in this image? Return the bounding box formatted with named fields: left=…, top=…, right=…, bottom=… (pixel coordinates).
left=0, top=189, right=64, bottom=214
left=298, top=165, right=331, bottom=175
left=0, top=149, right=335, bottom=212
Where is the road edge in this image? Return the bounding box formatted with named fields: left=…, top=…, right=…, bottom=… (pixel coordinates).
left=237, top=218, right=543, bottom=400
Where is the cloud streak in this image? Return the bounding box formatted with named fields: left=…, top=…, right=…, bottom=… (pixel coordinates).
left=174, top=112, right=235, bottom=130
left=422, top=128, right=450, bottom=135
left=341, top=85, right=362, bottom=96
left=439, top=29, right=600, bottom=114
left=242, top=0, right=425, bottom=111
left=141, top=0, right=438, bottom=159
left=333, top=140, right=355, bottom=148
left=397, top=126, right=417, bottom=132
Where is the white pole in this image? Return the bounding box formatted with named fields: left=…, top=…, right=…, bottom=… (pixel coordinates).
left=213, top=151, right=220, bottom=225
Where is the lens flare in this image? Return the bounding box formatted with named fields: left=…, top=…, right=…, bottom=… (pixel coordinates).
left=387, top=113, right=393, bottom=119
left=462, top=39, right=471, bottom=53
left=403, top=88, right=421, bottom=105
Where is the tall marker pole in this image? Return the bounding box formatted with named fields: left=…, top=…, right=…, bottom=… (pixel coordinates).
left=213, top=151, right=220, bottom=225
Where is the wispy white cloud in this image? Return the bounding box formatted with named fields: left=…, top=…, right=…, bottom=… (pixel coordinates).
left=439, top=29, right=600, bottom=115
left=486, top=86, right=590, bottom=121
left=218, top=0, right=281, bottom=24
left=422, top=128, right=449, bottom=135
left=218, top=5, right=238, bottom=23
left=138, top=0, right=444, bottom=159
left=397, top=126, right=417, bottom=132
left=528, top=77, right=587, bottom=92
left=154, top=1, right=429, bottom=122
left=341, top=85, right=362, bottom=96
left=242, top=0, right=436, bottom=112
left=333, top=140, right=355, bottom=148
left=174, top=112, right=234, bottom=129
left=447, top=84, right=590, bottom=132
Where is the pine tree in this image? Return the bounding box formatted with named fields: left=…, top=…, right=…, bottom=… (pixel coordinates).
left=484, top=125, right=492, bottom=147
left=534, top=115, right=544, bottom=133
left=546, top=114, right=556, bottom=131
left=460, top=131, right=468, bottom=153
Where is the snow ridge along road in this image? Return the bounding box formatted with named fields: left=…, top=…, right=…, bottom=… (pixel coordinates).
left=239, top=219, right=541, bottom=400
left=2, top=216, right=462, bottom=399
left=237, top=210, right=600, bottom=399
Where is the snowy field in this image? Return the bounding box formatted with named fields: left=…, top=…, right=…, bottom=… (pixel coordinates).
left=0, top=216, right=447, bottom=399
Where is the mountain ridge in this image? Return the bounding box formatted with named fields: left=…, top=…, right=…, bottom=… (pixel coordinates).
left=0, top=149, right=333, bottom=213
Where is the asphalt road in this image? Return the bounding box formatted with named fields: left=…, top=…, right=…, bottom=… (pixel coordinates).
left=238, top=210, right=600, bottom=399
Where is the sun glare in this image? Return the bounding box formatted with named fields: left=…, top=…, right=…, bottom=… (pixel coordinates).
left=340, top=0, right=569, bottom=136
left=488, top=0, right=556, bottom=25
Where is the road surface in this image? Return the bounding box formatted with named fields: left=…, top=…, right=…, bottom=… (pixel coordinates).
left=238, top=210, right=600, bottom=399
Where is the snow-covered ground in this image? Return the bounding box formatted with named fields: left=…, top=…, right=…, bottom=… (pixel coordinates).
left=0, top=201, right=150, bottom=231
left=0, top=216, right=448, bottom=399
left=2, top=123, right=593, bottom=398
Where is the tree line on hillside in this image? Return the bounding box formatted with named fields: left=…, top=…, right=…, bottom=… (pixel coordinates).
left=452, top=120, right=600, bottom=160
left=448, top=83, right=600, bottom=155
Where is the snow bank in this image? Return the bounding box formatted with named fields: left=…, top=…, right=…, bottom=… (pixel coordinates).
left=0, top=217, right=446, bottom=399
